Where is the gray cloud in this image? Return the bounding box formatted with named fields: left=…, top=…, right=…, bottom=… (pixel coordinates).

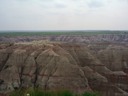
left=55, top=3, right=67, bottom=8
left=0, top=0, right=128, bottom=30
left=87, top=0, right=104, bottom=8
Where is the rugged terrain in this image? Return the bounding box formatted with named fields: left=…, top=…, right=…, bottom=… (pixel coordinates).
left=0, top=32, right=128, bottom=96
left=45, top=34, right=128, bottom=43
left=0, top=33, right=128, bottom=43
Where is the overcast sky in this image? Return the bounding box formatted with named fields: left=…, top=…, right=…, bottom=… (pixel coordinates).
left=0, top=0, right=128, bottom=31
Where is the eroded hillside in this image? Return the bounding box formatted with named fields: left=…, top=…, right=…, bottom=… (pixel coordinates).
left=0, top=40, right=128, bottom=96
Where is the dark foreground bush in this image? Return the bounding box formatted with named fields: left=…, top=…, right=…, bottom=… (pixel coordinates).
left=9, top=88, right=100, bottom=96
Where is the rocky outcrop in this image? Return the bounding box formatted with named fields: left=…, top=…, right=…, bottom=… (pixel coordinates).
left=0, top=41, right=128, bottom=96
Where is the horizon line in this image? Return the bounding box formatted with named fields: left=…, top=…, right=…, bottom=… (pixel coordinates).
left=0, top=29, right=128, bottom=32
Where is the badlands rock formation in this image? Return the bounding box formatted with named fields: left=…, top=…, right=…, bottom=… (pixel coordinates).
left=0, top=40, right=128, bottom=96
left=0, top=34, right=128, bottom=43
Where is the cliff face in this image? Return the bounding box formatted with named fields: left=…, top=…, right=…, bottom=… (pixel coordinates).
left=0, top=41, right=128, bottom=96
left=97, top=45, right=128, bottom=71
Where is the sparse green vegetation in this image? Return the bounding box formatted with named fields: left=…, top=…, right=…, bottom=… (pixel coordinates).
left=9, top=88, right=100, bottom=96
left=0, top=31, right=127, bottom=37
left=81, top=92, right=100, bottom=96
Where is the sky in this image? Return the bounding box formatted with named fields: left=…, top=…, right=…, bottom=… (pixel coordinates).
left=0, top=0, right=128, bottom=31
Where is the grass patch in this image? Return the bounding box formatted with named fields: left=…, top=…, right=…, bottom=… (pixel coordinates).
left=0, top=31, right=127, bottom=37
left=9, top=88, right=100, bottom=96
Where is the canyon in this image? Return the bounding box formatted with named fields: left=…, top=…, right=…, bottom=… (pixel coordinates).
left=0, top=32, right=128, bottom=96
